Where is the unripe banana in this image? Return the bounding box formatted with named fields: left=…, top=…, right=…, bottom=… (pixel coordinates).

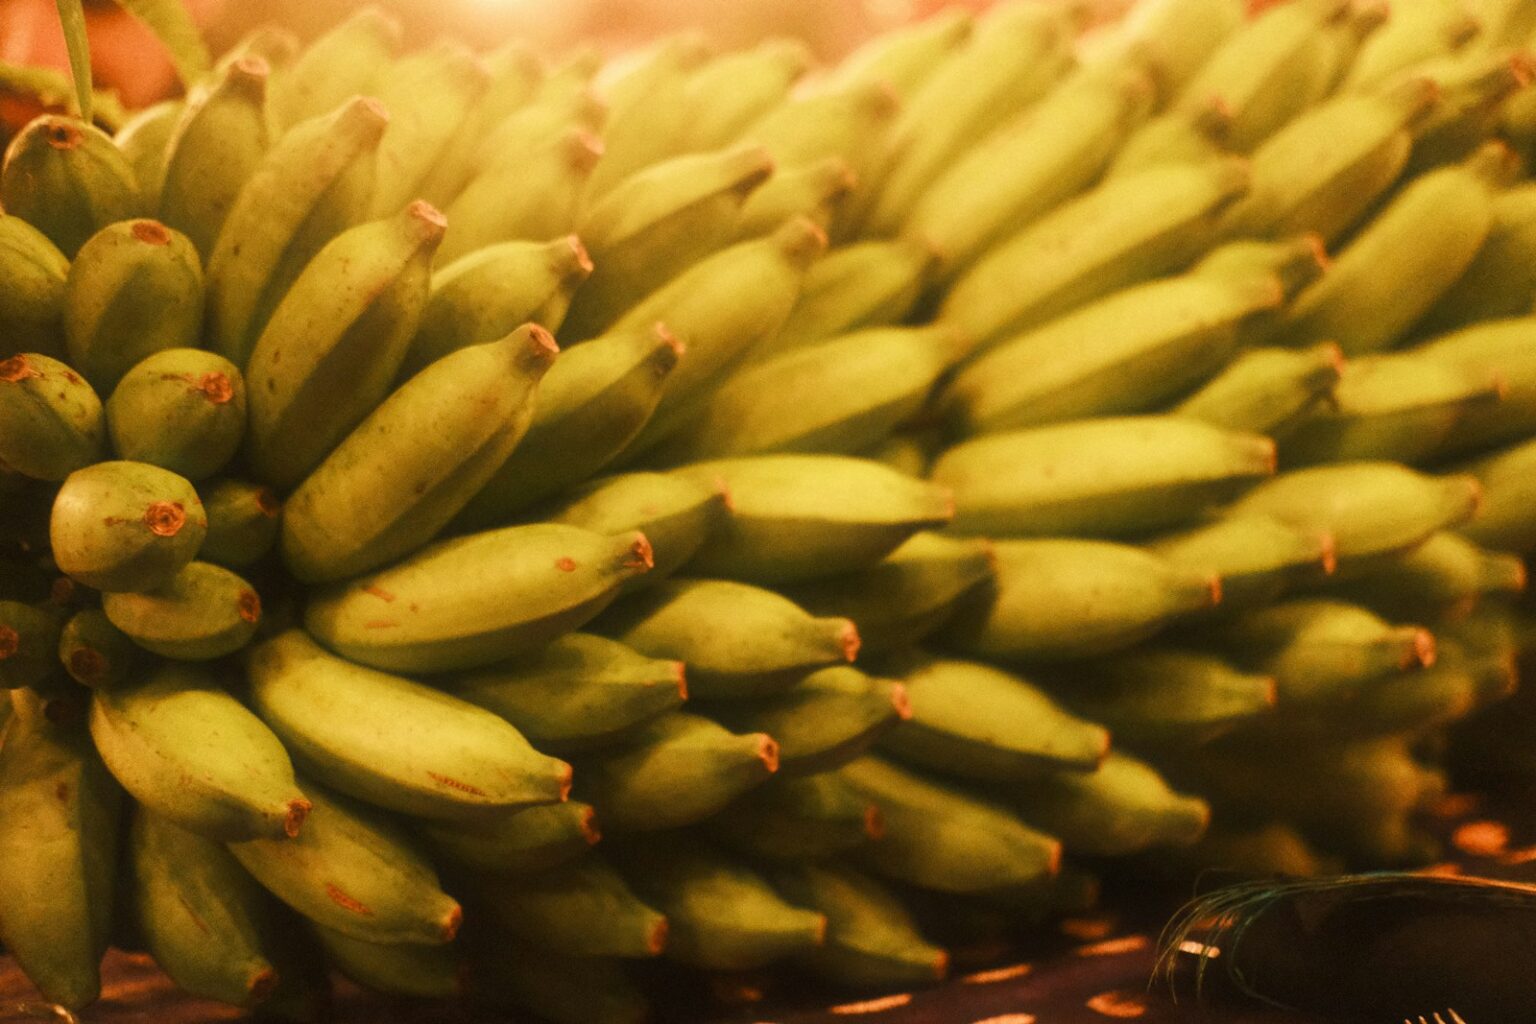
left=265, top=6, right=401, bottom=133
left=305, top=524, right=652, bottom=674
left=772, top=236, right=939, bottom=352
left=449, top=632, right=684, bottom=755
left=369, top=41, right=491, bottom=218
left=1078, top=0, right=1243, bottom=97
left=281, top=325, right=557, bottom=584
left=0, top=693, right=121, bottom=1009
left=128, top=807, right=283, bottom=1008
left=245, top=201, right=444, bottom=491
left=1147, top=513, right=1336, bottom=609
left=838, top=755, right=1060, bottom=893
left=1326, top=531, right=1526, bottom=621
left=878, top=653, right=1109, bottom=780
left=1173, top=342, right=1344, bottom=436
left=707, top=772, right=882, bottom=863
left=740, top=78, right=899, bottom=189
left=467, top=852, right=668, bottom=958
left=1104, top=96, right=1233, bottom=180
left=417, top=800, right=599, bottom=875
left=1174, top=820, right=1342, bottom=879
left=681, top=39, right=812, bottom=152
left=1421, top=184, right=1536, bottom=333
left=89, top=662, right=307, bottom=841
left=112, top=100, right=183, bottom=211
left=1343, top=0, right=1480, bottom=91
left=1458, top=435, right=1536, bottom=551
left=586, top=35, right=711, bottom=199
left=58, top=607, right=137, bottom=689
left=213, top=24, right=299, bottom=77
left=469, top=945, right=648, bottom=1024
left=471, top=77, right=606, bottom=174
left=0, top=599, right=65, bottom=690
left=1476, top=0, right=1536, bottom=46
left=0, top=353, right=105, bottom=481
left=1406, top=49, right=1534, bottom=174
left=1415, top=315, right=1536, bottom=458
left=101, top=561, right=261, bottom=661
left=941, top=157, right=1252, bottom=352
left=734, top=155, right=858, bottom=239
left=417, top=42, right=544, bottom=206
left=314, top=926, right=462, bottom=999
left=62, top=218, right=203, bottom=392
left=577, top=711, right=780, bottom=830
left=206, top=95, right=389, bottom=367
left=829, top=7, right=972, bottom=98
left=0, top=115, right=140, bottom=257
left=159, top=55, right=269, bottom=257
left=941, top=539, right=1221, bottom=662
left=0, top=214, right=70, bottom=360
left=105, top=348, right=245, bottom=481
left=614, top=836, right=827, bottom=970
left=247, top=629, right=570, bottom=820
left=1012, top=752, right=1210, bottom=857
left=542, top=471, right=726, bottom=586
left=199, top=478, right=281, bottom=568
left=50, top=460, right=207, bottom=593
left=780, top=531, right=994, bottom=655
left=229, top=779, right=461, bottom=945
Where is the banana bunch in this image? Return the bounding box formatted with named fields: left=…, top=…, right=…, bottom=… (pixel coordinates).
left=5, top=0, right=1536, bottom=1020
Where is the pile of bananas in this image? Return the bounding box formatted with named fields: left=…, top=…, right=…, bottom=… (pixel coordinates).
left=6, top=0, right=1536, bottom=1019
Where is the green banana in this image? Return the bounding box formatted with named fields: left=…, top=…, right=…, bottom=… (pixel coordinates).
left=1342, top=0, right=1480, bottom=91
left=1011, top=752, right=1210, bottom=857
left=206, top=95, right=389, bottom=367
left=49, top=460, right=207, bottom=593
left=779, top=531, right=995, bottom=655
left=877, top=653, right=1110, bottom=781
left=577, top=711, right=779, bottom=830
left=58, top=607, right=137, bottom=689
left=101, top=561, right=262, bottom=660
left=1078, top=0, right=1243, bottom=96
left=416, top=42, right=545, bottom=206
left=213, top=24, right=299, bottom=77
left=940, top=538, right=1221, bottom=662
left=681, top=39, right=812, bottom=152
left=0, top=115, right=141, bottom=257
left=264, top=7, right=401, bottom=133
left=0, top=214, right=70, bottom=360
left=838, top=755, right=1060, bottom=893
left=452, top=327, right=685, bottom=529
left=0, top=693, right=121, bottom=1009
left=229, top=779, right=461, bottom=945
left=314, top=926, right=462, bottom=999
left=62, top=218, right=203, bottom=392
left=739, top=77, right=899, bottom=188
left=671, top=455, right=953, bottom=584
left=158, top=55, right=269, bottom=257
left=469, top=852, right=668, bottom=958
left=1174, top=820, right=1342, bottom=879
left=246, top=629, right=571, bottom=820
left=1419, top=184, right=1536, bottom=333
left=1172, top=342, right=1345, bottom=436
left=771, top=236, right=939, bottom=352
left=304, top=524, right=652, bottom=674
left=935, top=416, right=1275, bottom=539
left=1416, top=315, right=1536, bottom=457
left=1324, top=531, right=1526, bottom=620
left=1405, top=49, right=1534, bottom=174
left=199, top=478, right=281, bottom=569
left=828, top=7, right=972, bottom=98
left=244, top=201, right=444, bottom=491
left=706, top=772, right=882, bottom=863
left=448, top=632, right=685, bottom=754
left=417, top=800, right=599, bottom=875
left=734, top=155, right=858, bottom=239
left=1458, top=436, right=1536, bottom=551
left=0, top=599, right=65, bottom=690
left=940, top=157, right=1252, bottom=351
left=280, top=325, right=557, bottom=584
left=0, top=352, right=105, bottom=481
left=542, top=471, right=726, bottom=585
left=105, top=348, right=245, bottom=481
left=586, top=35, right=711, bottom=198
left=89, top=662, right=307, bottom=841
left=112, top=100, right=182, bottom=213
left=1104, top=96, right=1233, bottom=179
left=708, top=665, right=910, bottom=776
left=128, top=807, right=283, bottom=1008
left=469, top=945, right=647, bottom=1024
left=1146, top=513, right=1336, bottom=609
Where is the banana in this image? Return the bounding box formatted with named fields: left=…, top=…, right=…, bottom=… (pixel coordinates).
left=671, top=455, right=952, bottom=584
left=941, top=237, right=1323, bottom=433
left=877, top=653, right=1109, bottom=781
left=62, top=218, right=203, bottom=392
left=901, top=62, right=1156, bottom=277
left=1173, top=342, right=1345, bottom=436
left=940, top=157, right=1252, bottom=352
left=417, top=800, right=599, bottom=875
left=101, top=561, right=262, bottom=660
left=681, top=39, right=812, bottom=152
left=112, top=100, right=183, bottom=212
left=1078, top=0, right=1244, bottom=96
left=469, top=852, right=668, bottom=958
left=206, top=95, right=389, bottom=367
left=1420, top=185, right=1536, bottom=333
left=1325, top=531, right=1526, bottom=620
left=213, top=24, right=299, bottom=77
left=229, top=779, right=461, bottom=945
left=1342, top=0, right=1481, bottom=91
left=577, top=711, right=779, bottom=830
left=452, top=329, right=686, bottom=530
left=244, top=201, right=444, bottom=491
left=779, top=532, right=995, bottom=655
left=1104, top=95, right=1233, bottom=179
left=1416, top=315, right=1536, bottom=457
left=247, top=629, right=570, bottom=820
left=105, top=348, right=245, bottom=481
left=1227, top=462, right=1483, bottom=568
left=1458, top=436, right=1536, bottom=551
left=1012, top=752, right=1210, bottom=857
left=772, top=863, right=948, bottom=989
left=265, top=6, right=401, bottom=133
left=199, top=478, right=281, bottom=569
left=89, top=662, right=307, bottom=841
left=740, top=78, right=899, bottom=188
left=828, top=7, right=972, bottom=98
left=0, top=115, right=141, bottom=257
left=648, top=324, right=961, bottom=463
left=706, top=772, right=882, bottom=863
left=128, top=807, right=284, bottom=1008
left=304, top=524, right=652, bottom=674
left=281, top=326, right=557, bottom=584
left=940, top=538, right=1221, bottom=662
left=1147, top=513, right=1336, bottom=609
left=561, top=145, right=774, bottom=340
left=542, top=471, right=726, bottom=585
left=771, top=236, right=939, bottom=352
left=1476, top=0, right=1536, bottom=46
left=158, top=55, right=269, bottom=257
left=314, top=926, right=462, bottom=999
left=469, top=944, right=647, bottom=1024
left=615, top=835, right=827, bottom=970
left=416, top=43, right=544, bottom=207
left=586, top=35, right=711, bottom=199
left=0, top=215, right=69, bottom=362
left=0, top=353, right=105, bottom=481
left=448, top=632, right=684, bottom=754
left=58, top=607, right=137, bottom=689
left=1406, top=49, right=1534, bottom=174
left=709, top=665, right=910, bottom=776
left=734, top=155, right=858, bottom=239
left=837, top=755, right=1060, bottom=893
left=1055, top=648, right=1278, bottom=747
left=1173, top=820, right=1342, bottom=879
left=0, top=599, right=65, bottom=690
left=470, top=75, right=606, bottom=173
left=0, top=693, right=121, bottom=1009
left=50, top=460, right=207, bottom=593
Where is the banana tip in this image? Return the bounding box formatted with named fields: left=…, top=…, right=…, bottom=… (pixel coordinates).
left=248, top=967, right=280, bottom=1006
left=648, top=916, right=670, bottom=956
left=673, top=661, right=689, bottom=701
left=442, top=903, right=464, bottom=942
left=863, top=804, right=885, bottom=840
left=284, top=798, right=313, bottom=838
left=131, top=220, right=173, bottom=246
left=839, top=620, right=862, bottom=662
left=1318, top=531, right=1339, bottom=576
left=757, top=734, right=781, bottom=774
left=1411, top=628, right=1437, bottom=669
left=580, top=806, right=602, bottom=846
left=42, top=117, right=82, bottom=150
left=890, top=682, right=913, bottom=721
left=1205, top=574, right=1223, bottom=608
left=0, top=626, right=17, bottom=661
left=557, top=761, right=575, bottom=802
left=624, top=533, right=655, bottom=573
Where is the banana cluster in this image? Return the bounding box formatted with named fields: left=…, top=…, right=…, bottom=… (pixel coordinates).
left=5, top=0, right=1536, bottom=1020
